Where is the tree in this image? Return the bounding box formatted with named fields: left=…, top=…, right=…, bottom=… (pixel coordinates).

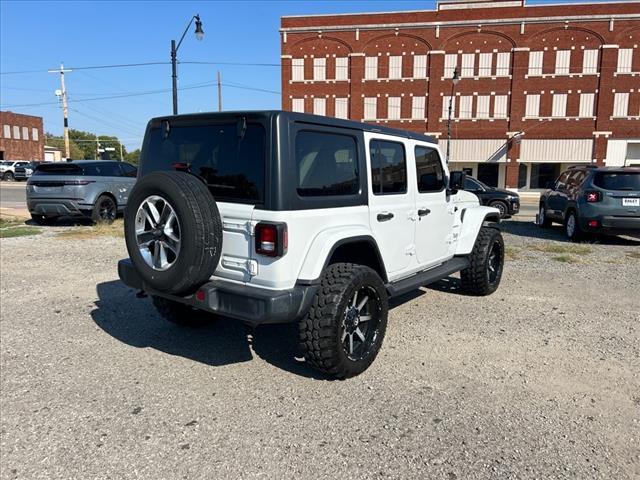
left=125, top=149, right=141, bottom=165
left=44, top=133, right=83, bottom=160
left=45, top=129, right=136, bottom=161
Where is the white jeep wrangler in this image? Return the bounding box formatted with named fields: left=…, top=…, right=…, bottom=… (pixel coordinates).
left=118, top=111, right=504, bottom=378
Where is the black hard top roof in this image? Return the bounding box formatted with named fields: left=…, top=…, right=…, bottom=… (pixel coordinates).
left=148, top=110, right=438, bottom=144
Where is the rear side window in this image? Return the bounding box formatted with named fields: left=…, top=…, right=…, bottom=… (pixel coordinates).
left=295, top=131, right=358, bottom=197
left=415, top=146, right=445, bottom=192
left=593, top=172, right=640, bottom=191
left=369, top=139, right=406, bottom=195
left=83, top=163, right=122, bottom=177
left=120, top=163, right=137, bottom=177
left=141, top=123, right=265, bottom=203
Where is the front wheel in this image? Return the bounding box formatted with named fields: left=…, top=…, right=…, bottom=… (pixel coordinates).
left=564, top=211, right=583, bottom=242
left=92, top=195, right=117, bottom=224
left=299, top=263, right=388, bottom=379
left=3, top=172, right=15, bottom=181
left=460, top=226, right=504, bottom=296
left=537, top=205, right=552, bottom=228
left=489, top=200, right=508, bottom=218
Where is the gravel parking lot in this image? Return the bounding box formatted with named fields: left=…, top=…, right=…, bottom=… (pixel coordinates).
left=1, top=219, right=639, bottom=479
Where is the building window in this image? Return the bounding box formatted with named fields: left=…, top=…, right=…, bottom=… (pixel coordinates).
left=478, top=53, right=492, bottom=77
left=613, top=92, right=629, bottom=117
left=496, top=52, right=511, bottom=76
left=313, top=58, right=326, bottom=81
left=313, top=98, right=326, bottom=116
left=2, top=125, right=10, bottom=139
left=583, top=49, right=599, bottom=74
left=22, top=127, right=29, bottom=141
left=494, top=95, right=508, bottom=119
left=461, top=53, right=474, bottom=77
left=552, top=93, right=568, bottom=117
left=459, top=96, right=472, bottom=119
left=444, top=54, right=457, bottom=78
left=528, top=51, right=543, bottom=76
left=335, top=57, right=348, bottom=80
left=526, top=94, right=540, bottom=118
left=334, top=98, right=348, bottom=119
left=518, top=163, right=528, bottom=189
left=387, top=97, right=401, bottom=119
left=413, top=55, right=427, bottom=79
left=442, top=96, right=455, bottom=119
left=389, top=56, right=402, bottom=79
left=369, top=139, right=407, bottom=195
left=291, top=98, right=305, bottom=113
left=292, top=58, right=304, bottom=81
left=32, top=128, right=39, bottom=141
left=555, top=50, right=571, bottom=75
left=579, top=93, right=595, bottom=118
left=617, top=48, right=633, bottom=73
left=476, top=95, right=490, bottom=119
left=411, top=96, right=426, bottom=119
left=13, top=126, right=20, bottom=140
left=364, top=97, right=377, bottom=120
left=365, top=57, right=378, bottom=80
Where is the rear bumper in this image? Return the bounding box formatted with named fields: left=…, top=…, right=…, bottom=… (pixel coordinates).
left=580, top=215, right=640, bottom=235
left=118, top=259, right=319, bottom=327
left=28, top=198, right=91, bottom=217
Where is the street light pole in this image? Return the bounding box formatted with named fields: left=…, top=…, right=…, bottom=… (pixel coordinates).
left=170, top=14, right=204, bottom=115
left=446, top=66, right=460, bottom=165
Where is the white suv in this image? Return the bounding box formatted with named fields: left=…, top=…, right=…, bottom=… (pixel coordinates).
left=118, top=111, right=504, bottom=378
left=0, top=161, right=29, bottom=181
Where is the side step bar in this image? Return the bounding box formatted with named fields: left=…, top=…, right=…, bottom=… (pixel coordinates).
left=386, top=256, right=470, bottom=298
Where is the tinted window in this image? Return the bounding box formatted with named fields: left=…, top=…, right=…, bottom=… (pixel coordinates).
left=464, top=177, right=483, bottom=191
left=83, top=163, right=122, bottom=177
left=415, top=146, right=445, bottom=192
left=34, top=164, right=83, bottom=176
left=593, top=172, right=640, bottom=191
left=296, top=131, right=358, bottom=197
left=120, top=163, right=137, bottom=178
left=141, top=123, right=265, bottom=202
left=370, top=140, right=406, bottom=194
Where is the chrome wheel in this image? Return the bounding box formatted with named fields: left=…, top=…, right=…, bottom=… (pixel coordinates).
left=135, top=195, right=181, bottom=271
left=341, top=286, right=381, bottom=361
left=566, top=214, right=576, bottom=238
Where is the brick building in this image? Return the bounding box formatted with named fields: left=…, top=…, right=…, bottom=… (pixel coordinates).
left=280, top=0, right=640, bottom=190
left=0, top=111, right=45, bottom=161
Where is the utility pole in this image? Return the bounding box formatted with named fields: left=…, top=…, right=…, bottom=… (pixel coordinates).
left=49, top=63, right=72, bottom=159
left=217, top=70, right=222, bottom=111
left=119, top=143, right=124, bottom=161
left=96, top=137, right=100, bottom=160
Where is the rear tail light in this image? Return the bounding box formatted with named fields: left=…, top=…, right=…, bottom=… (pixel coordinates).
left=63, top=180, right=95, bottom=186
left=587, top=220, right=599, bottom=228
left=255, top=222, right=288, bottom=257
left=585, top=191, right=601, bottom=203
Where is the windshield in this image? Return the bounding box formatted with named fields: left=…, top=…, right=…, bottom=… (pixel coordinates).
left=140, top=122, right=266, bottom=203
left=593, top=172, right=640, bottom=191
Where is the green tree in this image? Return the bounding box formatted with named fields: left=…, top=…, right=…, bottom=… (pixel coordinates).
left=44, top=133, right=83, bottom=159
left=125, top=149, right=141, bottom=165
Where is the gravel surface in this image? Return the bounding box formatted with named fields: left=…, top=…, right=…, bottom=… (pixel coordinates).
left=1, top=220, right=639, bottom=479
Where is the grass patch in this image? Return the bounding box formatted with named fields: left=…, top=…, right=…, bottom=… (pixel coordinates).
left=552, top=254, right=580, bottom=264
left=626, top=250, right=640, bottom=260
left=56, top=219, right=124, bottom=240
left=530, top=243, right=592, bottom=255
left=0, top=215, right=41, bottom=238
left=505, top=246, right=522, bottom=260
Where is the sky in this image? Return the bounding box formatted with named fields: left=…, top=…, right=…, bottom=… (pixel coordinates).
left=0, top=0, right=620, bottom=151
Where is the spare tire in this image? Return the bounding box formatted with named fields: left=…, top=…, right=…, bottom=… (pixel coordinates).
left=124, top=171, right=222, bottom=295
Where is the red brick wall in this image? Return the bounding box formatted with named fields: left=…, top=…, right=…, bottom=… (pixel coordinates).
left=0, top=111, right=45, bottom=161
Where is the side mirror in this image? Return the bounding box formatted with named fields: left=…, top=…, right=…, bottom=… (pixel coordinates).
left=448, top=171, right=466, bottom=194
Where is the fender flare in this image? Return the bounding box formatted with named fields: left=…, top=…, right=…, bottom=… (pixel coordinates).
left=455, top=206, right=501, bottom=256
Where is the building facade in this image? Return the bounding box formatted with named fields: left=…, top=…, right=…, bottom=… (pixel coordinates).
left=280, top=0, right=640, bottom=190
left=0, top=111, right=45, bottom=161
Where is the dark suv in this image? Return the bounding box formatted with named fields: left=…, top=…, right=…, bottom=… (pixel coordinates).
left=538, top=165, right=640, bottom=240
left=463, top=176, right=520, bottom=218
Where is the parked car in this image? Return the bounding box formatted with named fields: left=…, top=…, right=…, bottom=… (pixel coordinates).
left=0, top=161, right=30, bottom=181
left=117, top=111, right=504, bottom=379
left=14, top=161, right=41, bottom=181
left=463, top=176, right=520, bottom=218
left=538, top=165, right=640, bottom=240
left=26, top=160, right=137, bottom=225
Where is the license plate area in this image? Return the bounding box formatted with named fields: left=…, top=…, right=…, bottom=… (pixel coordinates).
left=622, top=198, right=640, bottom=207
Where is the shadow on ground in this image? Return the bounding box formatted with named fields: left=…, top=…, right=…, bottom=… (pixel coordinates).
left=501, top=219, right=640, bottom=246
left=91, top=280, right=330, bottom=379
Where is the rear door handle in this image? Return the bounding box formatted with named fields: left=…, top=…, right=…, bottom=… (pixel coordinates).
left=418, top=208, right=431, bottom=217
left=377, top=212, right=394, bottom=222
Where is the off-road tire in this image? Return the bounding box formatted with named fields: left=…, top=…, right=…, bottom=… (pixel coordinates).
left=537, top=204, right=552, bottom=228
left=460, top=226, right=504, bottom=296
left=30, top=214, right=58, bottom=226
left=489, top=200, right=508, bottom=218
left=299, top=263, right=388, bottom=379
left=152, top=296, right=215, bottom=327
left=564, top=210, right=583, bottom=242
left=124, top=171, right=222, bottom=296
left=91, top=195, right=117, bottom=224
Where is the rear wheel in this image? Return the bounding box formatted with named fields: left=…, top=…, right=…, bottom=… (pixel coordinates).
left=92, top=195, right=117, bottom=224
left=564, top=211, right=583, bottom=242
left=30, top=214, right=58, bottom=226
left=299, top=263, right=388, bottom=379
left=3, top=172, right=15, bottom=181
left=152, top=296, right=215, bottom=327
left=461, top=226, right=504, bottom=296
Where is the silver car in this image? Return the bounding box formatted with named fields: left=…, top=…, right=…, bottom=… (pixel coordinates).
left=26, top=160, right=137, bottom=224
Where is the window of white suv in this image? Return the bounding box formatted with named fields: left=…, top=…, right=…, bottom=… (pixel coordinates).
left=369, top=140, right=407, bottom=195
left=415, top=146, right=445, bottom=192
